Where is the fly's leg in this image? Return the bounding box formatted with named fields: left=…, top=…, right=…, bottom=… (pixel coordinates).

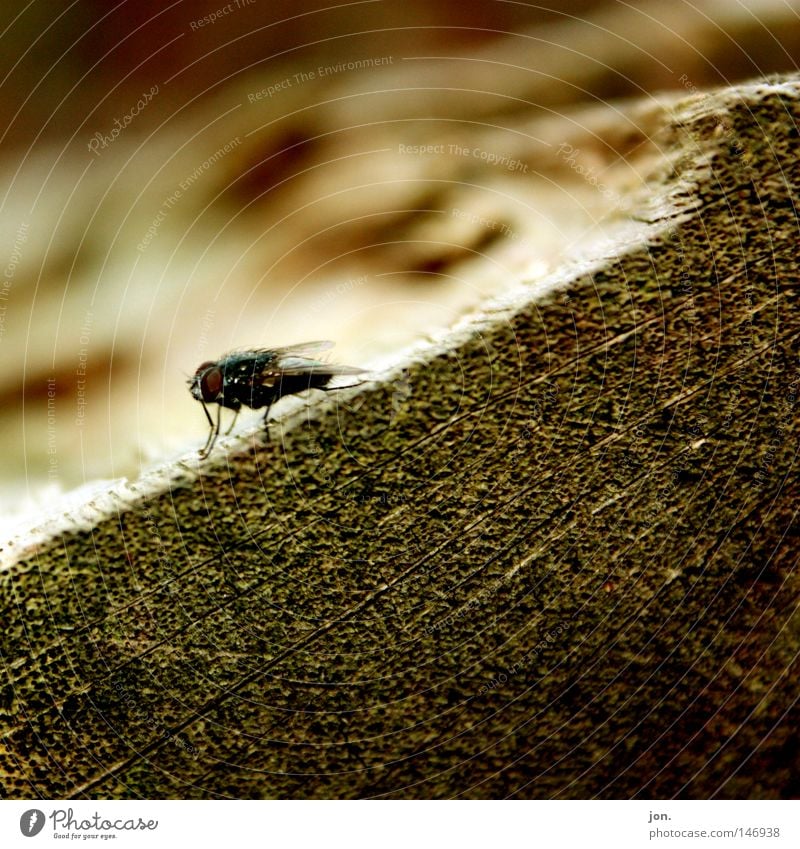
left=224, top=407, right=240, bottom=436
left=262, top=402, right=273, bottom=444
left=199, top=403, right=221, bottom=459
left=318, top=378, right=367, bottom=416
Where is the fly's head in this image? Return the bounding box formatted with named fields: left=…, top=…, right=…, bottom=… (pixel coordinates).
left=189, top=361, right=224, bottom=404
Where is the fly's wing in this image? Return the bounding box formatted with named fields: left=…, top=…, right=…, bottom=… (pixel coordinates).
left=216, top=343, right=334, bottom=376
left=270, top=342, right=363, bottom=377
left=218, top=343, right=364, bottom=387
left=217, top=343, right=335, bottom=369
left=269, top=341, right=335, bottom=356
left=271, top=353, right=365, bottom=377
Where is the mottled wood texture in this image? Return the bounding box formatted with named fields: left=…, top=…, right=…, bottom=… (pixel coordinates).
left=2, top=78, right=799, bottom=799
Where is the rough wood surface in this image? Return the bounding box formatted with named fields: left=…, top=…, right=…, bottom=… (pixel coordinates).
left=2, top=77, right=799, bottom=799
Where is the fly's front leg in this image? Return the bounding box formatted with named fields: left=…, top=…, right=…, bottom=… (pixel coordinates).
left=199, top=403, right=221, bottom=458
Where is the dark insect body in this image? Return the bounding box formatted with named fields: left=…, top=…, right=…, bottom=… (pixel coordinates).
left=188, top=341, right=364, bottom=457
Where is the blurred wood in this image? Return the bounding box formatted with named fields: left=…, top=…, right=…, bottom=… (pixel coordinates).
left=1, top=77, right=799, bottom=799
left=3, top=0, right=799, bottom=150
left=5, top=0, right=800, bottom=494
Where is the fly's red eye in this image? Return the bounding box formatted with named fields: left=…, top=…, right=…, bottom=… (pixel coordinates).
left=200, top=367, right=223, bottom=401
left=194, top=361, right=215, bottom=376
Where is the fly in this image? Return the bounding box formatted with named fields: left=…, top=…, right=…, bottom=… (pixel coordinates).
left=188, top=340, right=365, bottom=457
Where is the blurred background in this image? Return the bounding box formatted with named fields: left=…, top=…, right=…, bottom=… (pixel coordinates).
left=1, top=0, right=799, bottom=540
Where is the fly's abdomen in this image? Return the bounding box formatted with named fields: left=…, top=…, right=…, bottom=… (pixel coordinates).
left=241, top=383, right=277, bottom=410
left=275, top=372, right=334, bottom=399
